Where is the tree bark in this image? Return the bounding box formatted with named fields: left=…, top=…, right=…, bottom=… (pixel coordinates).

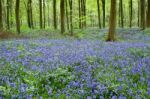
left=7, top=0, right=10, bottom=29
left=147, top=0, right=150, bottom=27
left=138, top=0, right=140, bottom=27
left=60, top=0, right=65, bottom=34
left=66, top=0, right=69, bottom=30
left=120, top=0, right=124, bottom=28
left=129, top=0, right=132, bottom=28
left=102, top=0, right=105, bottom=28
left=107, top=0, right=116, bottom=41
left=15, top=0, right=20, bottom=34
left=43, top=0, right=46, bottom=29
left=97, top=0, right=101, bottom=29
left=69, top=0, right=73, bottom=35
left=53, top=0, right=57, bottom=29
left=140, top=0, right=145, bottom=30
left=39, top=0, right=43, bottom=29
left=0, top=0, right=3, bottom=31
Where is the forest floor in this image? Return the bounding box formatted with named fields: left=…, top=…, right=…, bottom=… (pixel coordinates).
left=0, top=28, right=150, bottom=98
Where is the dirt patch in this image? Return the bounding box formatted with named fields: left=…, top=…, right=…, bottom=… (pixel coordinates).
left=0, top=31, right=29, bottom=39
left=0, top=31, right=15, bottom=39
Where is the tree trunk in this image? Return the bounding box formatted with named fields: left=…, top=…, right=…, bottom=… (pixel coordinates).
left=27, top=0, right=33, bottom=29
left=43, top=0, right=46, bottom=29
left=69, top=0, right=73, bottom=35
left=53, top=0, right=57, bottom=29
left=10, top=0, right=13, bottom=28
left=102, top=0, right=105, bottom=28
left=129, top=0, right=132, bottom=28
left=107, top=0, right=116, bottom=41
left=147, top=0, right=150, bottom=27
left=7, top=0, right=10, bottom=29
left=27, top=0, right=31, bottom=28
left=140, top=0, right=145, bottom=30
left=0, top=0, right=3, bottom=31
left=138, top=0, right=140, bottom=27
left=60, top=0, right=65, bottom=34
left=15, top=0, right=20, bottom=34
left=66, top=0, right=69, bottom=30
left=97, top=0, right=101, bottom=29
left=39, top=0, right=43, bottom=29
left=120, top=0, right=124, bottom=28
left=79, top=0, right=81, bottom=29
left=83, top=0, right=86, bottom=28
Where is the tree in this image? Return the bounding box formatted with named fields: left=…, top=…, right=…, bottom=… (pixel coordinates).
left=60, top=0, right=65, bottom=34
left=81, top=0, right=86, bottom=28
left=0, top=0, right=2, bottom=31
left=66, top=0, right=69, bottom=30
left=43, top=0, right=46, bottom=29
left=69, top=0, right=73, bottom=35
left=15, top=0, right=20, bottom=34
left=129, top=0, right=132, bottom=28
left=97, top=0, right=101, bottom=29
left=39, top=0, right=43, bottom=29
left=53, top=0, right=57, bottom=29
left=7, top=0, right=10, bottom=29
left=102, top=0, right=105, bottom=28
left=79, top=0, right=81, bottom=28
left=107, top=0, right=117, bottom=41
left=140, top=0, right=145, bottom=30
left=27, top=0, right=34, bottom=29
left=147, top=0, right=150, bottom=28
left=138, top=0, right=140, bottom=27
left=119, top=0, right=124, bottom=28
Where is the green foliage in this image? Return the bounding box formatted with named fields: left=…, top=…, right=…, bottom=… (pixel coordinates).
left=0, top=63, right=74, bottom=98
left=127, top=47, right=150, bottom=58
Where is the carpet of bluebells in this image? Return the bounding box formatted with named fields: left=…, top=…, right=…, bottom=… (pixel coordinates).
left=0, top=29, right=150, bottom=98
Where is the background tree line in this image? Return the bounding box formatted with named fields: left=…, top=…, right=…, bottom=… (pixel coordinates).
left=0, top=0, right=150, bottom=41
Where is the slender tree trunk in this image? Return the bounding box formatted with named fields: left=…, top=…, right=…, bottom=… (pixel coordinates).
left=48, top=3, right=50, bottom=27
left=107, top=0, right=116, bottom=41
left=129, top=0, right=132, bottom=28
left=147, top=0, right=150, bottom=27
left=81, top=0, right=84, bottom=28
left=69, top=0, right=73, bottom=35
left=27, top=0, right=33, bottom=29
left=53, top=0, right=57, bottom=29
left=15, top=0, right=20, bottom=34
left=79, top=0, right=81, bottom=29
left=60, top=0, right=65, bottom=34
left=0, top=0, right=3, bottom=31
left=83, top=0, right=86, bottom=28
left=27, top=0, right=31, bottom=28
left=29, top=0, right=33, bottom=29
left=97, top=0, right=101, bottom=29
left=66, top=0, right=69, bottom=30
left=140, top=0, right=145, bottom=30
left=43, top=0, right=46, bottom=29
left=6, top=0, right=10, bottom=29
left=102, top=0, right=105, bottom=28
left=138, top=0, right=140, bottom=27
left=39, top=0, right=43, bottom=29
left=10, top=0, right=13, bottom=28
left=120, top=0, right=124, bottom=28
